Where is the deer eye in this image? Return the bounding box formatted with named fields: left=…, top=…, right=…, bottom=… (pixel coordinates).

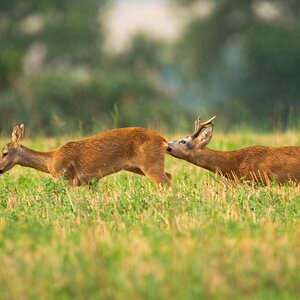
left=180, top=140, right=187, bottom=144
left=3, top=152, right=8, bottom=157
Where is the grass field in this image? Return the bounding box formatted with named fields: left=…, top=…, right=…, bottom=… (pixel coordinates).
left=0, top=132, right=299, bottom=299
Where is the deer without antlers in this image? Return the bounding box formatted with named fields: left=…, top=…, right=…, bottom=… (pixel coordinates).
left=167, top=116, right=300, bottom=185
left=0, top=124, right=171, bottom=186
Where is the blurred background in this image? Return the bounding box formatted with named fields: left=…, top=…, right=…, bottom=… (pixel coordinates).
left=1, top=0, right=300, bottom=135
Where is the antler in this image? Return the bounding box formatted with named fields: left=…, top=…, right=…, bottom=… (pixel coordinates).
left=192, top=116, right=216, bottom=139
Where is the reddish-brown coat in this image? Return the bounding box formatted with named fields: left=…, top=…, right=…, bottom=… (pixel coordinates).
left=0, top=125, right=171, bottom=186
left=167, top=117, right=300, bottom=185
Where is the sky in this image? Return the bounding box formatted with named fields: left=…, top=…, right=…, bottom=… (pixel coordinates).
left=106, top=0, right=279, bottom=51
left=106, top=0, right=180, bottom=50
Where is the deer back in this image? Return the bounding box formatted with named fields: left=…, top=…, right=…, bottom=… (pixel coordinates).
left=49, top=127, right=168, bottom=179
left=167, top=116, right=300, bottom=184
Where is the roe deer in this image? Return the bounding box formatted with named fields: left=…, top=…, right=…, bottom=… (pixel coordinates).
left=167, top=116, right=300, bottom=185
left=0, top=124, right=171, bottom=186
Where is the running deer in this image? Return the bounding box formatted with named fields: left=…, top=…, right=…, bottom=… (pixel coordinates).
left=167, top=116, right=300, bottom=185
left=0, top=124, right=171, bottom=186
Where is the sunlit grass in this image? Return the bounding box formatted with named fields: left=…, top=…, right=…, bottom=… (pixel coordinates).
left=0, top=132, right=299, bottom=299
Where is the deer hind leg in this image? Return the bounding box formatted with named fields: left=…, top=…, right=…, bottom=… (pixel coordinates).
left=140, top=155, right=171, bottom=186
left=165, top=172, right=172, bottom=180
left=125, top=167, right=146, bottom=176
left=125, top=167, right=171, bottom=181
left=143, top=167, right=171, bottom=186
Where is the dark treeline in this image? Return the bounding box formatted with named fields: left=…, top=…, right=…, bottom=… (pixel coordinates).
left=174, top=0, right=300, bottom=131
left=1, top=0, right=300, bottom=135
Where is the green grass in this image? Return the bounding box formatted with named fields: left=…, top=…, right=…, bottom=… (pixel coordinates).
left=0, top=132, right=299, bottom=299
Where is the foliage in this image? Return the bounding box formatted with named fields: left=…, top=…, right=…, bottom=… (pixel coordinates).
left=0, top=2, right=189, bottom=134
left=0, top=132, right=299, bottom=298
left=1, top=0, right=300, bottom=133
left=0, top=0, right=107, bottom=86
left=173, top=0, right=300, bottom=130
left=0, top=0, right=109, bottom=134
left=0, top=68, right=187, bottom=135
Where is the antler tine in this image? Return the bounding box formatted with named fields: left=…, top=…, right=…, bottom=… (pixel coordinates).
left=194, top=118, right=200, bottom=132
left=191, top=116, right=216, bottom=139
left=202, top=115, right=216, bottom=126
left=192, top=118, right=204, bottom=139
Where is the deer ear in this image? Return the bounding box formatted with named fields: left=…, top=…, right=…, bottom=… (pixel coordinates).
left=199, top=125, right=213, bottom=148
left=11, top=124, right=25, bottom=145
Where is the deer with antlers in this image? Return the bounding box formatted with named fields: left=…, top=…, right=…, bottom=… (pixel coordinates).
left=0, top=124, right=171, bottom=186
left=167, top=116, right=300, bottom=185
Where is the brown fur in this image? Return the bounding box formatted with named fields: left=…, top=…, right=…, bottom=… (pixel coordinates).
left=167, top=118, right=300, bottom=185
left=0, top=125, right=171, bottom=187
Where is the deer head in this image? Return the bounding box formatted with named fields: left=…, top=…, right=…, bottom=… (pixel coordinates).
left=167, top=116, right=216, bottom=158
left=0, top=124, right=25, bottom=175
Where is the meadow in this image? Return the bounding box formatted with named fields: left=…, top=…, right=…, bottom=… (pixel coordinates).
left=0, top=131, right=299, bottom=299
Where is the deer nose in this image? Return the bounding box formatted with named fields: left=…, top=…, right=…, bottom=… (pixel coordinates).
left=167, top=146, right=172, bottom=152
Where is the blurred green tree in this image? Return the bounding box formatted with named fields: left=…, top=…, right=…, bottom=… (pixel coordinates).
left=0, top=0, right=107, bottom=87
left=108, top=33, right=189, bottom=131
left=0, top=0, right=109, bottom=134
left=0, top=2, right=188, bottom=135
left=173, top=0, right=300, bottom=130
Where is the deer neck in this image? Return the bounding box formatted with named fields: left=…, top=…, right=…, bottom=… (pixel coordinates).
left=187, top=147, right=238, bottom=175
left=17, top=146, right=55, bottom=174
